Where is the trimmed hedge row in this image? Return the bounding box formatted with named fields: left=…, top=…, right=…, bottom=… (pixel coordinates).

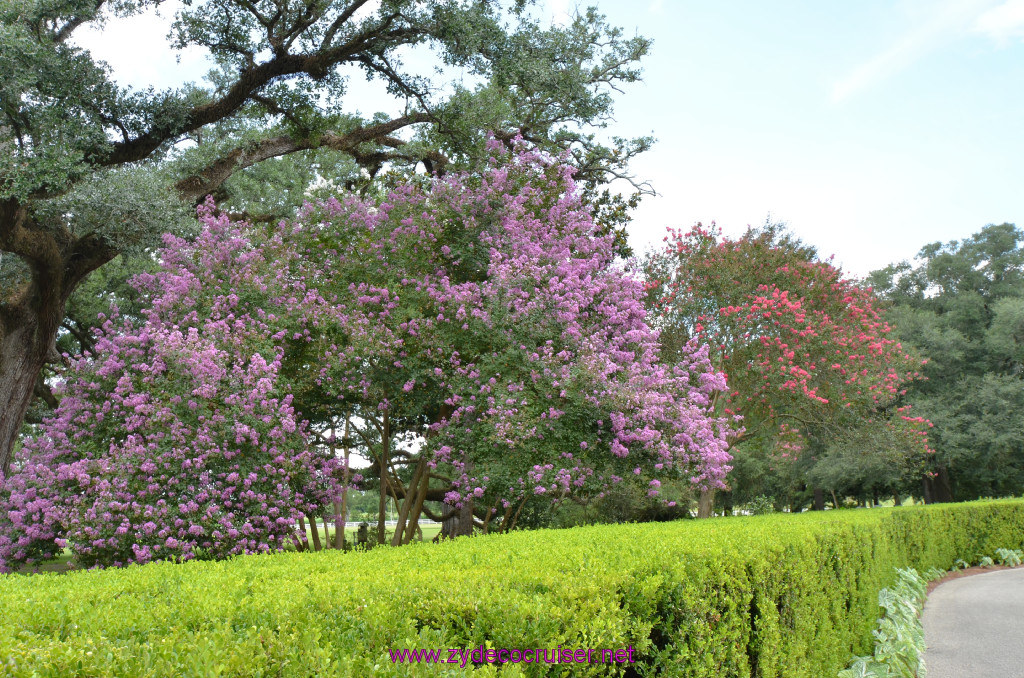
left=1, top=500, right=1022, bottom=677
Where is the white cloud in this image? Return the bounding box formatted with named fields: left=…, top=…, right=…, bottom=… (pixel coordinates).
left=548, top=0, right=571, bottom=26
left=831, top=0, right=999, bottom=103
left=974, top=0, right=1024, bottom=43
left=72, top=1, right=212, bottom=91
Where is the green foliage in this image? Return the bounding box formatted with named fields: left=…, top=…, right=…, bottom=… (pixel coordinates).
left=2, top=500, right=1023, bottom=676
left=746, top=495, right=776, bottom=515
left=869, top=223, right=1024, bottom=500
left=839, top=568, right=927, bottom=678
left=515, top=479, right=696, bottom=529
left=995, top=548, right=1023, bottom=567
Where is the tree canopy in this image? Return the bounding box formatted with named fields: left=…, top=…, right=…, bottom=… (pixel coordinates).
left=644, top=223, right=931, bottom=511
left=868, top=223, right=1024, bottom=502
left=0, top=0, right=653, bottom=473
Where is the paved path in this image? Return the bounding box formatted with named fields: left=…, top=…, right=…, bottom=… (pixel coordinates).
left=922, top=568, right=1024, bottom=678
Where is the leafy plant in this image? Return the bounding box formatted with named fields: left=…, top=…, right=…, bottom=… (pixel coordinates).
left=839, top=568, right=927, bottom=678
left=995, top=548, right=1023, bottom=567
left=746, top=495, right=776, bottom=515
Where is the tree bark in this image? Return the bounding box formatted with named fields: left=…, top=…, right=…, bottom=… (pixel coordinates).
left=812, top=488, right=825, bottom=511
left=308, top=513, right=322, bottom=551
left=830, top=489, right=840, bottom=510
left=391, top=456, right=425, bottom=546
left=402, top=462, right=430, bottom=545
left=1, top=200, right=116, bottom=474
left=455, top=500, right=474, bottom=536
left=0, top=321, right=48, bottom=475
left=376, top=412, right=391, bottom=545
left=334, top=419, right=350, bottom=550
left=697, top=488, right=715, bottom=519
left=441, top=499, right=476, bottom=538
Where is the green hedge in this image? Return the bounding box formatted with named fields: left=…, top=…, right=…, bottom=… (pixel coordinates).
left=1, top=500, right=1022, bottom=677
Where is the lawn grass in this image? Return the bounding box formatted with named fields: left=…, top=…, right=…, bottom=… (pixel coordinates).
left=289, top=521, right=444, bottom=550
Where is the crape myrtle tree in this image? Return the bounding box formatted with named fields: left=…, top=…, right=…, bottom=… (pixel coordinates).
left=868, top=223, right=1024, bottom=502
left=298, top=145, right=733, bottom=541
left=0, top=0, right=653, bottom=473
left=0, top=147, right=734, bottom=570
left=0, top=200, right=345, bottom=570
left=643, top=223, right=931, bottom=516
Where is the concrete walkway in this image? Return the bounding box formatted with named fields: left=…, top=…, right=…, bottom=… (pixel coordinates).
left=922, top=568, right=1024, bottom=678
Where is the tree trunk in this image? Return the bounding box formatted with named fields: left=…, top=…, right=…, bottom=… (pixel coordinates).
left=308, top=513, right=322, bottom=551
left=922, top=467, right=954, bottom=504
left=441, top=499, right=475, bottom=538
left=812, top=488, right=825, bottom=511
left=376, top=412, right=390, bottom=545
left=441, top=502, right=459, bottom=537
left=892, top=492, right=901, bottom=507
left=402, top=464, right=430, bottom=545
left=697, top=488, right=715, bottom=519
left=830, top=489, right=840, bottom=510
left=334, top=419, right=350, bottom=549
left=377, top=468, right=388, bottom=545
left=0, top=323, right=48, bottom=475
left=391, top=457, right=425, bottom=546
left=454, top=501, right=474, bottom=536
left=1, top=199, right=119, bottom=475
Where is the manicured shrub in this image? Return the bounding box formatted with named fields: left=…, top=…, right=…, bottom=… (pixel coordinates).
left=0, top=500, right=1021, bottom=677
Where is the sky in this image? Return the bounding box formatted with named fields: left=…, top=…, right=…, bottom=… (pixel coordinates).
left=74, top=0, right=1024, bottom=278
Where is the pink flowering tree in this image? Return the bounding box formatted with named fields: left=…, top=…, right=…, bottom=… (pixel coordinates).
left=287, top=144, right=734, bottom=540
left=0, top=205, right=342, bottom=571
left=1, top=144, right=734, bottom=569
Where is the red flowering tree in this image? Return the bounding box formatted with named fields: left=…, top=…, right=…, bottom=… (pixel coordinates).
left=644, top=223, right=931, bottom=514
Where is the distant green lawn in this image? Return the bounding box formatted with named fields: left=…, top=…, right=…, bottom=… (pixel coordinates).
left=14, top=551, right=74, bottom=575
left=299, top=521, right=443, bottom=547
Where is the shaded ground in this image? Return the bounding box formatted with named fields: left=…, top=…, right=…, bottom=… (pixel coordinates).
left=922, top=567, right=1024, bottom=678
left=12, top=523, right=446, bottom=575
